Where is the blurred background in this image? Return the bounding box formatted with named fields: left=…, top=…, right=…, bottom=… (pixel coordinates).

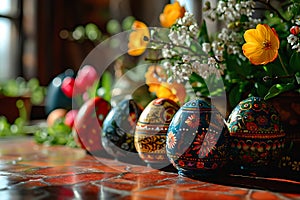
left=0, top=0, right=213, bottom=121
left=0, top=0, right=182, bottom=85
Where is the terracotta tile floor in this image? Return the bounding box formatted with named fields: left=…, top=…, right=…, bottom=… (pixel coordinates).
left=0, top=137, right=299, bottom=199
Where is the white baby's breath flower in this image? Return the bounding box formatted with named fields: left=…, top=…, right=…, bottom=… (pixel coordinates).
left=163, top=61, right=172, bottom=70
left=169, top=31, right=180, bottom=45
left=227, top=45, right=234, bottom=55
left=182, top=55, right=191, bottom=63
left=191, top=60, right=201, bottom=70
left=217, top=1, right=226, bottom=13
left=288, top=34, right=298, bottom=45
left=162, top=47, right=172, bottom=58
left=232, top=46, right=240, bottom=55
left=202, top=43, right=211, bottom=54
left=235, top=3, right=241, bottom=11
left=189, top=24, right=199, bottom=38
left=215, top=54, right=224, bottom=62
left=246, top=0, right=256, bottom=8
left=208, top=57, right=217, bottom=65
left=292, top=43, right=300, bottom=52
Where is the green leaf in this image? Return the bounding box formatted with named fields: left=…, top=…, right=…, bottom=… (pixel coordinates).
left=255, top=82, right=268, bottom=97
left=106, top=19, right=121, bottom=35
left=101, top=71, right=113, bottom=102
left=289, top=52, right=300, bottom=74
left=122, top=16, right=135, bottom=31
left=198, top=20, right=210, bottom=44
left=228, top=84, right=242, bottom=108
left=264, top=83, right=295, bottom=100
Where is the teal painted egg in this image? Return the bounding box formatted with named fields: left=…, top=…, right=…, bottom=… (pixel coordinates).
left=166, top=99, right=230, bottom=178
left=226, top=96, right=285, bottom=172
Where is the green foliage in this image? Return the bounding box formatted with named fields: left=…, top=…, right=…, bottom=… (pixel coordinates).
left=100, top=70, right=113, bottom=102
left=66, top=16, right=136, bottom=45
left=193, top=0, right=300, bottom=108
left=0, top=77, right=46, bottom=105
left=34, top=119, right=77, bottom=147
left=0, top=116, right=25, bottom=137
left=0, top=77, right=46, bottom=137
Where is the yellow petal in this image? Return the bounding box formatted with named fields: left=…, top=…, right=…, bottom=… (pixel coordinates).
left=127, top=20, right=150, bottom=56
left=160, top=1, right=185, bottom=28
left=242, top=24, right=280, bottom=65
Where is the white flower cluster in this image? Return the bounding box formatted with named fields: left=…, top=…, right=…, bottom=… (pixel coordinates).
left=158, top=12, right=224, bottom=82
left=204, top=0, right=260, bottom=60
left=213, top=0, right=256, bottom=22
left=287, top=18, right=300, bottom=52
left=163, top=12, right=199, bottom=56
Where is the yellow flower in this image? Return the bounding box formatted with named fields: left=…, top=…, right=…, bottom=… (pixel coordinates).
left=145, top=65, right=186, bottom=104
left=242, top=24, right=280, bottom=65
left=128, top=20, right=150, bottom=56
left=159, top=1, right=186, bottom=28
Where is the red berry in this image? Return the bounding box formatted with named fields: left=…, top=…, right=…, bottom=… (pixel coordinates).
left=290, top=25, right=300, bottom=35
left=74, top=65, right=99, bottom=94
left=64, top=109, right=78, bottom=127
left=61, top=77, right=75, bottom=98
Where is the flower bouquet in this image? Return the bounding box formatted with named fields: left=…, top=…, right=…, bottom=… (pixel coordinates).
left=127, top=0, right=300, bottom=178
left=128, top=0, right=300, bottom=109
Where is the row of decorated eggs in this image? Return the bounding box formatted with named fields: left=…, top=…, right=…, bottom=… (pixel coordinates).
left=73, top=96, right=286, bottom=177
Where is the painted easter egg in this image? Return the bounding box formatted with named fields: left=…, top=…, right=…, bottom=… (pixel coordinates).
left=73, top=97, right=111, bottom=157
left=134, top=98, right=179, bottom=169
left=166, top=99, right=230, bottom=178
left=226, top=96, right=285, bottom=173
left=45, top=69, right=74, bottom=114
left=101, top=99, right=144, bottom=164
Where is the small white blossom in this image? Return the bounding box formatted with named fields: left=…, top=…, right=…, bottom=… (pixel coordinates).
left=288, top=34, right=298, bottom=45
left=189, top=24, right=199, bottom=38
left=227, top=45, right=234, bottom=55
left=182, top=55, right=191, bottom=63
left=292, top=43, right=300, bottom=52
left=216, top=1, right=226, bottom=13
left=191, top=60, right=201, bottom=70
left=208, top=57, right=217, bottom=65
left=163, top=61, right=172, bottom=70
left=296, top=18, right=300, bottom=26
left=202, top=43, right=211, bottom=54
left=232, top=46, right=240, bottom=54
left=162, top=47, right=172, bottom=58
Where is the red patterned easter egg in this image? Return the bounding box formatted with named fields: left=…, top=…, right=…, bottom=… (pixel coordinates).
left=73, top=97, right=111, bottom=156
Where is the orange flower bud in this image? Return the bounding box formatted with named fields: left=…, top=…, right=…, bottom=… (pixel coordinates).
left=159, top=1, right=186, bottom=28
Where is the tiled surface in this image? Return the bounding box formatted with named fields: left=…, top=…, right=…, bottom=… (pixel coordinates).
left=0, top=137, right=299, bottom=199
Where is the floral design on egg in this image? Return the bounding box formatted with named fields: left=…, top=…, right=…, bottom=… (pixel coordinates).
left=185, top=114, right=200, bottom=128
left=167, top=131, right=177, bottom=149
left=166, top=99, right=230, bottom=177
left=227, top=97, right=286, bottom=171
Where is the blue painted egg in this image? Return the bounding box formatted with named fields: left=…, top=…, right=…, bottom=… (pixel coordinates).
left=45, top=69, right=75, bottom=115
left=166, top=99, right=229, bottom=178
left=101, top=99, right=143, bottom=163
left=226, top=97, right=285, bottom=172
left=134, top=98, right=180, bottom=169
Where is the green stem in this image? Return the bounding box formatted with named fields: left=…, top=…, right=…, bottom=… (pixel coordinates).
left=255, top=0, right=289, bottom=23
left=278, top=53, right=289, bottom=76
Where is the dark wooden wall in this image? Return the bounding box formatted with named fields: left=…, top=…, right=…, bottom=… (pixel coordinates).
left=36, top=0, right=170, bottom=86
left=37, top=0, right=110, bottom=85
